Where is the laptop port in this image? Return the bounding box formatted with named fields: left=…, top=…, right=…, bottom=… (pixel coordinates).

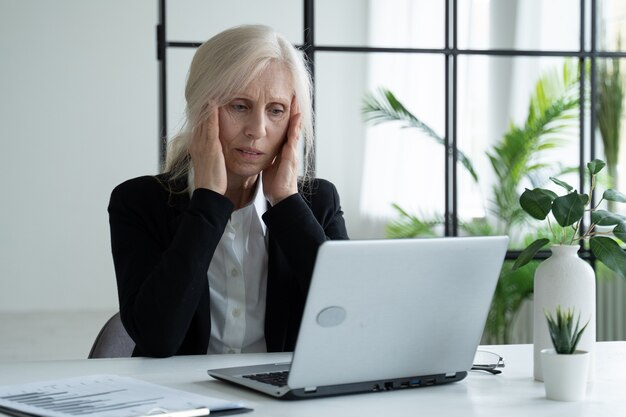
left=409, top=379, right=421, bottom=387
left=384, top=382, right=394, bottom=390
left=424, top=378, right=436, bottom=386
left=400, top=381, right=410, bottom=388
left=304, top=386, right=317, bottom=394
left=372, top=384, right=381, bottom=392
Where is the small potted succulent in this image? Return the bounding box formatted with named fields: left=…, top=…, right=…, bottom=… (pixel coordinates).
left=541, top=306, right=590, bottom=401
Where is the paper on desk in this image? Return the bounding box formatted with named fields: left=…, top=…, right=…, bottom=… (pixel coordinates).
left=0, top=374, right=248, bottom=417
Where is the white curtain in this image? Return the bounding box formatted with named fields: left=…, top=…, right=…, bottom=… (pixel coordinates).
left=360, top=0, right=490, bottom=222
left=360, top=0, right=450, bottom=221
left=360, top=0, right=580, bottom=226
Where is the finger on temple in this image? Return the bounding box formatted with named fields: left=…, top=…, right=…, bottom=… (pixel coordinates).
left=289, top=113, right=302, bottom=142
left=205, top=104, right=220, bottom=137
left=290, top=95, right=300, bottom=116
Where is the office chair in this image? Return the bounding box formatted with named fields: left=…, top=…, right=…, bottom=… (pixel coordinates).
left=88, top=312, right=135, bottom=358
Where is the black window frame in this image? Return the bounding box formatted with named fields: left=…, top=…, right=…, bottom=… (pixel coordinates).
left=156, top=0, right=626, bottom=265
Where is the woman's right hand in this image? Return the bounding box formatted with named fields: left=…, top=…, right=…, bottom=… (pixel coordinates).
left=189, top=104, right=227, bottom=194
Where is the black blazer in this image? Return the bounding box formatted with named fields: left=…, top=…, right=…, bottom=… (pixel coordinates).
left=108, top=174, right=348, bottom=357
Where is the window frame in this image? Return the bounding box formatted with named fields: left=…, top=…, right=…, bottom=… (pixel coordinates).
left=157, top=0, right=626, bottom=265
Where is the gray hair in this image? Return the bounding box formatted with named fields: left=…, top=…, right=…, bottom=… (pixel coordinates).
left=164, top=25, right=314, bottom=190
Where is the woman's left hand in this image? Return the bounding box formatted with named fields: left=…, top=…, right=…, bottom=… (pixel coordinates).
left=263, top=97, right=302, bottom=206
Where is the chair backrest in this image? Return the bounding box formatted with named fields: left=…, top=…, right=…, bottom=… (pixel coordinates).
left=88, top=312, right=135, bottom=358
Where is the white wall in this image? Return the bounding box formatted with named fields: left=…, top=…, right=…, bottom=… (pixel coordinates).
left=0, top=0, right=158, bottom=311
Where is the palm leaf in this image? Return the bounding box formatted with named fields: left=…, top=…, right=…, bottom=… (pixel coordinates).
left=487, top=60, right=580, bottom=231
left=364, top=60, right=581, bottom=344
left=362, top=88, right=479, bottom=182
left=597, top=56, right=624, bottom=183
left=484, top=261, right=535, bottom=344
left=384, top=203, right=441, bottom=238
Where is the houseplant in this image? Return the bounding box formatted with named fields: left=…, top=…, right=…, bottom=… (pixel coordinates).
left=512, top=159, right=626, bottom=380
left=597, top=43, right=624, bottom=200
left=541, top=306, right=590, bottom=401
left=512, top=159, right=626, bottom=276
left=361, top=60, right=580, bottom=343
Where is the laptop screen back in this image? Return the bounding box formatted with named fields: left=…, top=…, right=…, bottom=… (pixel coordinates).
left=288, top=236, right=508, bottom=389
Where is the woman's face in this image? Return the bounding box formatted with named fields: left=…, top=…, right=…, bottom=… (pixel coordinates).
left=219, top=62, right=293, bottom=184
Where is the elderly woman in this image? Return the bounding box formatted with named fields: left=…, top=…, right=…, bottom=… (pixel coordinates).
left=108, top=25, right=348, bottom=358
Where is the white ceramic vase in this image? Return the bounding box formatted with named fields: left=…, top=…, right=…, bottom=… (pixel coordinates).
left=533, top=245, right=596, bottom=382
left=541, top=348, right=590, bottom=401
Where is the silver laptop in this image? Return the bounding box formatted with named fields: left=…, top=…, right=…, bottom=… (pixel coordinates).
left=208, top=236, right=508, bottom=399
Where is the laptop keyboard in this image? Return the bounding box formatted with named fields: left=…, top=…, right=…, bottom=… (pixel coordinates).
left=243, top=371, right=290, bottom=387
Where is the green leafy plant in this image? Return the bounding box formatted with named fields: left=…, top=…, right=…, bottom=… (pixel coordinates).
left=361, top=60, right=579, bottom=240
left=361, top=61, right=580, bottom=343
left=597, top=44, right=625, bottom=204
left=513, top=159, right=626, bottom=279
left=545, top=306, right=589, bottom=354
left=362, top=88, right=479, bottom=183
left=385, top=204, right=441, bottom=238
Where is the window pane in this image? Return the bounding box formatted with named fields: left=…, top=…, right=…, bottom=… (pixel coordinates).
left=316, top=0, right=444, bottom=49
left=166, top=0, right=303, bottom=44
left=316, top=52, right=445, bottom=239
left=457, top=56, right=581, bottom=246
left=598, top=0, right=626, bottom=51
left=458, top=0, right=580, bottom=51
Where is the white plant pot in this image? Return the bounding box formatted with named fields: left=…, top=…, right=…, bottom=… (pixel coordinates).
left=533, top=245, right=596, bottom=381
left=541, top=348, right=590, bottom=401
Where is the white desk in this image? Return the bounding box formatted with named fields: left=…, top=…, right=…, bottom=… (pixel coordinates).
left=1, top=342, right=625, bottom=417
